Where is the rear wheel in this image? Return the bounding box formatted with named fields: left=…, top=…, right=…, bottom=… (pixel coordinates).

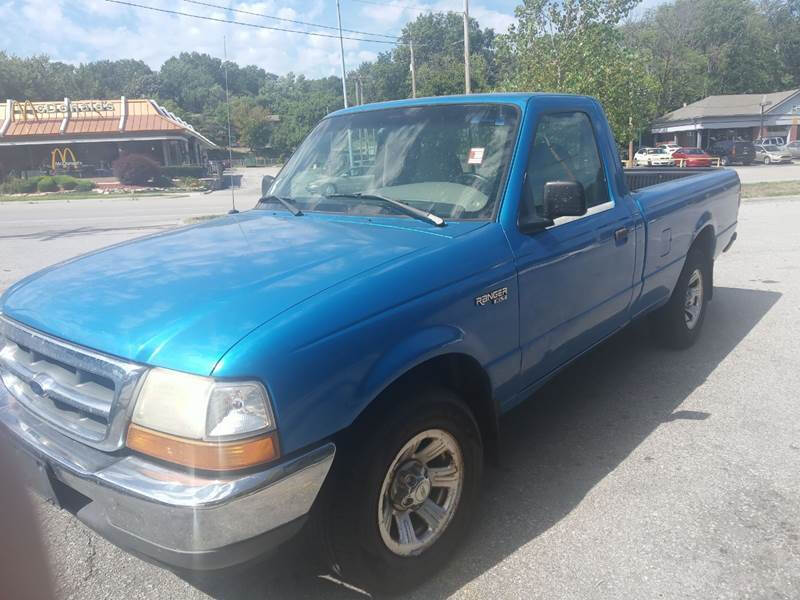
left=721, top=156, right=731, bottom=166
left=650, top=247, right=710, bottom=349
left=321, top=385, right=483, bottom=595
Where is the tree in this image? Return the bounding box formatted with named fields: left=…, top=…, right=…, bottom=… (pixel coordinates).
left=496, top=0, right=657, bottom=143
left=355, top=11, right=498, bottom=100
left=230, top=96, right=274, bottom=150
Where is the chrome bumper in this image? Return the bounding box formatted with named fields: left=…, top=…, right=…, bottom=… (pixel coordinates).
left=0, top=383, right=334, bottom=570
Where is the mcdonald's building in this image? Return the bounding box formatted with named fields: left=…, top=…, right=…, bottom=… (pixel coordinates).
left=0, top=98, right=218, bottom=175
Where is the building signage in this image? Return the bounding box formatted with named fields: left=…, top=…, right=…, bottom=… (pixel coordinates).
left=51, top=147, right=79, bottom=170
left=13, top=100, right=115, bottom=120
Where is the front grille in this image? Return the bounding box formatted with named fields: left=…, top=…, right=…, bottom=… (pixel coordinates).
left=0, top=317, right=148, bottom=450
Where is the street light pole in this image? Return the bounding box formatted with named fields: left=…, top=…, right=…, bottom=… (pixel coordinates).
left=336, top=0, right=348, bottom=108
left=463, top=0, right=471, bottom=94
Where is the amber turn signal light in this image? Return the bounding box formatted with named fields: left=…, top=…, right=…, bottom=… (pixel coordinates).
left=126, top=424, right=279, bottom=471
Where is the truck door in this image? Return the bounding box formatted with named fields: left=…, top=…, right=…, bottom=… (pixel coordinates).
left=507, top=109, right=638, bottom=389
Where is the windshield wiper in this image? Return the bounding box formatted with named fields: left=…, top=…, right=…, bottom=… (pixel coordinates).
left=326, top=192, right=445, bottom=227
left=257, top=195, right=303, bottom=216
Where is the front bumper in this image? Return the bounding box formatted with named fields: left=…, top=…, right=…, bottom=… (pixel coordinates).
left=0, top=384, right=335, bottom=571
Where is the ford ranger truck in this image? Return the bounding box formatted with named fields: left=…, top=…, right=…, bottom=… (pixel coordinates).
left=0, top=93, right=739, bottom=594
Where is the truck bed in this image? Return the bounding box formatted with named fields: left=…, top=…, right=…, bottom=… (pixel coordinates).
left=624, top=167, right=720, bottom=192
left=628, top=167, right=740, bottom=318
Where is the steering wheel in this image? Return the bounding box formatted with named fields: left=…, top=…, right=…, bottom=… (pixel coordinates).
left=457, top=172, right=492, bottom=194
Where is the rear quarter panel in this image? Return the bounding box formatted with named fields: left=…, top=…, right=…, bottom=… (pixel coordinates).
left=631, top=169, right=740, bottom=318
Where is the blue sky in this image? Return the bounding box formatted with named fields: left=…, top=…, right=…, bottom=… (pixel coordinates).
left=1, top=0, right=666, bottom=78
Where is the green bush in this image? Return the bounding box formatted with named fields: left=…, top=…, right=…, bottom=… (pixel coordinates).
left=37, top=176, right=59, bottom=192
left=1, top=177, right=41, bottom=194
left=162, top=165, right=207, bottom=178
left=75, top=180, right=96, bottom=192
left=113, top=154, right=161, bottom=185
left=59, top=178, right=79, bottom=190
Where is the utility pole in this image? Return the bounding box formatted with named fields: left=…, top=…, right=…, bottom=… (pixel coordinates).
left=336, top=0, right=348, bottom=108
left=409, top=39, right=417, bottom=98
left=223, top=36, right=237, bottom=214
left=628, top=116, right=634, bottom=168
left=463, top=0, right=471, bottom=94
left=759, top=95, right=772, bottom=139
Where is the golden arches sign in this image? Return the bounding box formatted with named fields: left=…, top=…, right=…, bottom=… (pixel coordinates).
left=51, top=147, right=78, bottom=170
left=15, top=100, right=40, bottom=122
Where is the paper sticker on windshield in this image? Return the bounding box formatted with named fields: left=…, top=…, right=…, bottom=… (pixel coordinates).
left=468, top=147, right=485, bottom=165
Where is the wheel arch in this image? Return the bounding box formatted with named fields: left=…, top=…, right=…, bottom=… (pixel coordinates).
left=690, top=224, right=715, bottom=300
left=349, top=351, right=499, bottom=462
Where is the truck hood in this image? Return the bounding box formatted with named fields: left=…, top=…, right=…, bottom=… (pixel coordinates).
left=1, top=212, right=477, bottom=374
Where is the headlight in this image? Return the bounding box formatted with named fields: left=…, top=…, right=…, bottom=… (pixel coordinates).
left=127, top=368, right=279, bottom=471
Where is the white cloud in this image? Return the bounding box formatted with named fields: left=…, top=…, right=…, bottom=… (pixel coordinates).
left=2, top=0, right=515, bottom=77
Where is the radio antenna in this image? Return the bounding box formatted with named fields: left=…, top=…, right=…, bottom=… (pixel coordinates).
left=223, top=35, right=238, bottom=214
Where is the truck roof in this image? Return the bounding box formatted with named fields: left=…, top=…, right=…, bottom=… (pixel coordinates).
left=328, top=92, right=590, bottom=117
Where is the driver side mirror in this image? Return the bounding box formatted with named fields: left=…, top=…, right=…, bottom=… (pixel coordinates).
left=261, top=175, right=275, bottom=196
left=542, top=180, right=587, bottom=220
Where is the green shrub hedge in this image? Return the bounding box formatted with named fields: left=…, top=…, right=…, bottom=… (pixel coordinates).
left=0, top=175, right=96, bottom=194
left=0, top=177, right=39, bottom=194
left=75, top=180, right=95, bottom=192
left=37, top=176, right=59, bottom=192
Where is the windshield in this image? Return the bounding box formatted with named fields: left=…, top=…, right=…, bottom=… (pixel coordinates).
left=685, top=148, right=703, bottom=154
left=269, top=104, right=520, bottom=221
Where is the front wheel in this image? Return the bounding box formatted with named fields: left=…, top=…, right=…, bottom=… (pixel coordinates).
left=721, top=156, right=731, bottom=166
left=764, top=156, right=771, bottom=165
left=650, top=247, right=710, bottom=349
left=321, top=386, right=483, bottom=594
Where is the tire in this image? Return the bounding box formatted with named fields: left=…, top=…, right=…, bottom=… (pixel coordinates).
left=323, top=183, right=337, bottom=196
left=320, top=385, right=483, bottom=595
left=720, top=156, right=730, bottom=166
left=650, top=247, right=711, bottom=349
left=764, top=156, right=771, bottom=165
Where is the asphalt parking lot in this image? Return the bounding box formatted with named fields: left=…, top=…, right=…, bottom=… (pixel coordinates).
left=732, top=162, right=800, bottom=183
left=1, top=188, right=799, bottom=599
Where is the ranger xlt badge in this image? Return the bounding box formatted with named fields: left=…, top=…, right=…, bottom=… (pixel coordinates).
left=475, top=287, right=508, bottom=306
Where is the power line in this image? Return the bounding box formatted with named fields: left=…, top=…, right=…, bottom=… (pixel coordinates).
left=349, top=0, right=434, bottom=10
left=103, top=0, right=399, bottom=44
left=181, top=0, right=400, bottom=39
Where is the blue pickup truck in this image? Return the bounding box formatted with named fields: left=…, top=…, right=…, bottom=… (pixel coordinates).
left=0, top=93, right=739, bottom=593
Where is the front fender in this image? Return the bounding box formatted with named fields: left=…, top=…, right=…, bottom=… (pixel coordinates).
left=355, top=325, right=489, bottom=409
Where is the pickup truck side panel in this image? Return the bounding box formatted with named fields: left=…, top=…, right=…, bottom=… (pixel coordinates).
left=213, top=223, right=520, bottom=455
left=630, top=169, right=739, bottom=318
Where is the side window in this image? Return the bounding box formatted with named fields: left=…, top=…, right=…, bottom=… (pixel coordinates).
left=520, top=112, right=610, bottom=225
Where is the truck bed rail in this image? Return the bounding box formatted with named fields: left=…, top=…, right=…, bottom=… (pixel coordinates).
left=625, top=167, right=718, bottom=192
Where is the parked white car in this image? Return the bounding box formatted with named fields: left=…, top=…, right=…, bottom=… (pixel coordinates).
left=657, top=143, right=681, bottom=155
left=634, top=147, right=675, bottom=166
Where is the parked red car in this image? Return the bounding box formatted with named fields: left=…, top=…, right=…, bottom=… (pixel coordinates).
left=672, top=147, right=714, bottom=167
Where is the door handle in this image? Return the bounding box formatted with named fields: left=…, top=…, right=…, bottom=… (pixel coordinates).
left=614, top=227, right=629, bottom=243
